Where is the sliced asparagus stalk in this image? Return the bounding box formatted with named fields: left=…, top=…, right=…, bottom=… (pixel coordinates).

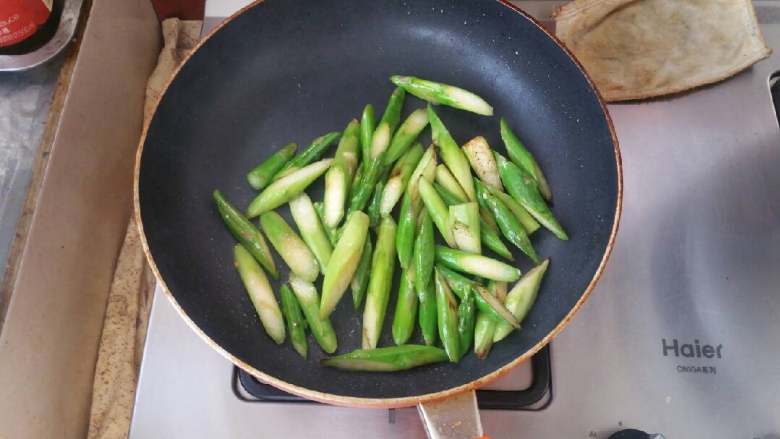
left=473, top=310, right=496, bottom=359
left=378, top=86, right=406, bottom=134
left=406, top=145, right=437, bottom=210
left=436, top=245, right=521, bottom=282
left=500, top=118, right=552, bottom=200
left=233, top=245, right=285, bottom=344
left=274, top=131, right=340, bottom=179
left=322, top=345, right=447, bottom=372
left=435, top=164, right=468, bottom=202
left=247, top=142, right=298, bottom=191
left=463, top=136, right=502, bottom=191
left=323, top=119, right=360, bottom=227
left=259, top=211, right=320, bottom=282
left=434, top=269, right=461, bottom=362
left=494, top=259, right=550, bottom=342
left=457, top=289, right=476, bottom=358
left=395, top=192, right=416, bottom=269
left=362, top=216, right=397, bottom=349
left=427, top=105, right=476, bottom=200
left=436, top=265, right=519, bottom=328
left=413, top=209, right=435, bottom=296
left=418, top=177, right=455, bottom=247
left=289, top=193, right=333, bottom=274
left=448, top=202, right=482, bottom=254
left=320, top=211, right=370, bottom=318
left=380, top=143, right=424, bottom=215
left=392, top=267, right=418, bottom=345
left=288, top=275, right=337, bottom=353
left=475, top=179, right=539, bottom=263
left=247, top=158, right=333, bottom=217
left=367, top=181, right=385, bottom=228
left=280, top=283, right=307, bottom=358
left=490, top=187, right=541, bottom=235
left=360, top=104, right=376, bottom=162
left=313, top=201, right=338, bottom=246
left=351, top=237, right=373, bottom=310
left=417, top=278, right=437, bottom=346
left=391, top=75, right=493, bottom=116
left=369, top=121, right=391, bottom=160
left=384, top=108, right=429, bottom=165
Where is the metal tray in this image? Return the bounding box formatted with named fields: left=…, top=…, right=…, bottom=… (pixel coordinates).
left=0, top=0, right=84, bottom=72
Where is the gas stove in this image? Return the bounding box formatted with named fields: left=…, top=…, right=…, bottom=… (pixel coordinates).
left=129, top=2, right=780, bottom=437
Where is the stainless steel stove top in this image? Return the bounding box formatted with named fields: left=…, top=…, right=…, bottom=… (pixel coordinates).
left=130, top=2, right=780, bottom=437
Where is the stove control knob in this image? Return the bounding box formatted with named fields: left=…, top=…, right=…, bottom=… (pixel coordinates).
left=608, top=430, right=665, bottom=439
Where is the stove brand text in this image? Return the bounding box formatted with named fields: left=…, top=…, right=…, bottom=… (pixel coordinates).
left=662, top=338, right=722, bottom=359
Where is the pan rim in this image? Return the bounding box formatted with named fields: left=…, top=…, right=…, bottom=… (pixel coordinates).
left=132, top=0, right=623, bottom=408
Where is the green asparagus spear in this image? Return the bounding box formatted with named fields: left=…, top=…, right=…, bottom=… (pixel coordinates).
left=213, top=190, right=278, bottom=278
left=288, top=275, right=337, bottom=353
left=406, top=146, right=437, bottom=210
left=427, top=105, right=476, bottom=200
left=436, top=245, right=521, bottom=282
left=449, top=202, right=481, bottom=254
left=384, top=108, right=429, bottom=165
left=367, top=181, right=385, bottom=228
left=457, top=289, right=476, bottom=358
left=495, top=152, right=568, bottom=240
left=494, top=259, right=549, bottom=342
left=369, top=121, right=391, bottom=161
left=247, top=158, right=333, bottom=217
left=391, top=75, right=493, bottom=116
left=260, top=211, right=320, bottom=282
left=322, top=344, right=447, bottom=372
left=280, top=284, right=307, bottom=358
left=348, top=123, right=390, bottom=214
left=413, top=209, right=435, bottom=295
left=437, top=266, right=519, bottom=328
left=463, top=136, right=502, bottom=191
left=418, top=177, right=455, bottom=247
left=435, top=164, right=468, bottom=202
left=289, top=193, right=333, bottom=274
left=490, top=187, right=540, bottom=235
left=434, top=269, right=461, bottom=362
left=417, top=278, right=437, bottom=346
left=275, top=131, right=340, bottom=179
left=362, top=216, right=397, bottom=349
left=500, top=118, right=552, bottom=201
left=323, top=119, right=360, bottom=227
left=351, top=237, right=373, bottom=310
left=360, top=104, right=376, bottom=163
left=320, top=211, right=370, bottom=318
left=313, top=201, right=338, bottom=246
left=247, top=142, right=298, bottom=190
left=475, top=179, right=539, bottom=263
left=379, top=87, right=406, bottom=134
left=380, top=143, right=424, bottom=215
left=473, top=310, right=496, bottom=359
left=233, top=245, right=285, bottom=344
left=396, top=192, right=416, bottom=269
left=392, top=267, right=418, bottom=345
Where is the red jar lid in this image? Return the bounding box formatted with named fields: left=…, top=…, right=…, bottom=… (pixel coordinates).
left=0, top=0, right=52, bottom=48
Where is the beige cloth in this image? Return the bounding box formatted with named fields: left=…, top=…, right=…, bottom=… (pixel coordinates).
left=86, top=18, right=201, bottom=439
left=554, top=0, right=771, bottom=101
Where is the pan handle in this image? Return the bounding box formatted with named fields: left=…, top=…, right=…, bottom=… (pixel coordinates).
left=417, top=390, right=485, bottom=439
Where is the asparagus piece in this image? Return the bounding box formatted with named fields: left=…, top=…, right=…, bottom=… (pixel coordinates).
left=427, top=105, right=476, bottom=200
left=490, top=187, right=541, bottom=235
left=288, top=275, right=337, bottom=353
left=275, top=131, right=340, bottom=179
left=494, top=259, right=549, bottom=342
left=213, top=190, right=278, bottom=278
left=406, top=146, right=437, bottom=210
left=360, top=104, right=376, bottom=163
left=260, top=211, right=320, bottom=282
left=473, top=310, right=496, bottom=360
left=475, top=179, right=539, bottom=263
left=348, top=123, right=390, bottom=214
left=289, top=193, right=333, bottom=274
left=395, top=192, right=416, bottom=269
left=323, top=119, right=360, bottom=227
left=495, top=152, right=568, bottom=240
left=322, top=345, right=447, bottom=372
left=436, top=246, right=521, bottom=282
left=247, top=158, right=333, bottom=217
left=351, top=238, right=373, bottom=310
left=500, top=118, right=552, bottom=201
left=379, top=86, right=406, bottom=134
left=384, top=108, right=429, bottom=165
left=233, top=245, right=285, bottom=344
left=417, top=278, right=437, bottom=346
left=449, top=202, right=481, bottom=254
left=418, top=177, right=455, bottom=247
left=369, top=121, right=391, bottom=161
left=437, top=265, right=519, bottom=328
left=434, top=269, right=461, bottom=362
left=320, top=211, right=370, bottom=318
left=435, top=164, right=468, bottom=202
left=463, top=136, right=502, bottom=191
left=380, top=143, right=424, bottom=215
left=280, top=284, right=307, bottom=358
left=362, top=216, right=397, bottom=349
left=392, top=267, right=419, bottom=345
left=413, top=209, right=435, bottom=296
left=391, top=75, right=494, bottom=116
left=247, top=142, right=298, bottom=191
left=314, top=201, right=338, bottom=246
left=457, top=289, right=476, bottom=358
left=367, top=181, right=385, bottom=228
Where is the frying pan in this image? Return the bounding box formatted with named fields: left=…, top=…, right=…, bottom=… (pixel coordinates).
left=135, top=0, right=621, bottom=436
